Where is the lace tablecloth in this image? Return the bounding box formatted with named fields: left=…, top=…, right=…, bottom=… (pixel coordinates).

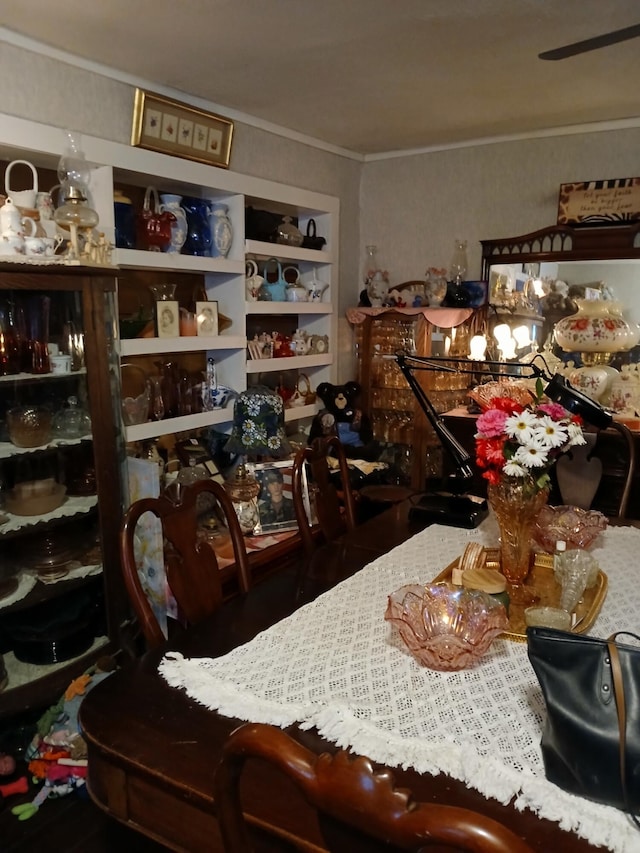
left=160, top=520, right=640, bottom=852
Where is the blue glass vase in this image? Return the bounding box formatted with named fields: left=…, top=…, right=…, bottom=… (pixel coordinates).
left=181, top=197, right=212, bottom=256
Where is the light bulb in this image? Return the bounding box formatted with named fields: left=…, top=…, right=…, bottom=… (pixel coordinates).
left=493, top=323, right=511, bottom=343
left=512, top=325, right=531, bottom=349
left=469, top=334, right=487, bottom=361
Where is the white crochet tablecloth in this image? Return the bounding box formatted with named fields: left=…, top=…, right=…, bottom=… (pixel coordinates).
left=160, top=520, right=640, bottom=853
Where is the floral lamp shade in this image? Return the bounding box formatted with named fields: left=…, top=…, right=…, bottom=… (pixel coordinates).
left=224, top=386, right=291, bottom=458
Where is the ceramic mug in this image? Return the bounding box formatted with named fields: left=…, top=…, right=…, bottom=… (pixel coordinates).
left=50, top=355, right=72, bottom=375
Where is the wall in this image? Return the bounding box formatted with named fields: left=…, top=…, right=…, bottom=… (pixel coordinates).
left=360, top=131, right=640, bottom=291
left=0, top=41, right=362, bottom=380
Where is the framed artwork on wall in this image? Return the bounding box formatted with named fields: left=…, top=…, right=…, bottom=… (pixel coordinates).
left=131, top=89, right=234, bottom=168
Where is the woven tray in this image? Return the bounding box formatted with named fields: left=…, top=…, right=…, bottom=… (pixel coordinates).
left=432, top=549, right=608, bottom=643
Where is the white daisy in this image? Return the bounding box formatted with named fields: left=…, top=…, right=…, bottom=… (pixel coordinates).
left=567, top=423, right=587, bottom=445
left=514, top=440, right=549, bottom=468
left=532, top=416, right=568, bottom=449
left=504, top=409, right=537, bottom=444
left=504, top=460, right=527, bottom=477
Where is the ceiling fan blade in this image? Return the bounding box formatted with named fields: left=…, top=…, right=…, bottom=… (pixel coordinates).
left=539, top=22, right=640, bottom=60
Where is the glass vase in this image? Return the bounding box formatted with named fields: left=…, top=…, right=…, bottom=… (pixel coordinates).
left=487, top=478, right=549, bottom=603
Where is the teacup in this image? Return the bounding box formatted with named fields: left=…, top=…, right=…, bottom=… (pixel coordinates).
left=24, top=236, right=46, bottom=256
left=42, top=235, right=64, bottom=257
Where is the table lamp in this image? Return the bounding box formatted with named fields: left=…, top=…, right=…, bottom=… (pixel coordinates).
left=396, top=351, right=616, bottom=528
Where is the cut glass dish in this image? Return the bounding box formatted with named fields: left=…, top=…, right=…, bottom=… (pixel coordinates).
left=533, top=504, right=608, bottom=552
left=384, top=582, right=508, bottom=672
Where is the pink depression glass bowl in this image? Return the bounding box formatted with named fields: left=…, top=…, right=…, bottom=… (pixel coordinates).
left=384, top=583, right=509, bottom=672
left=533, top=505, right=608, bottom=553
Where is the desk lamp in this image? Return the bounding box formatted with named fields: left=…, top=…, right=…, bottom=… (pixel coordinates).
left=396, top=351, right=615, bottom=528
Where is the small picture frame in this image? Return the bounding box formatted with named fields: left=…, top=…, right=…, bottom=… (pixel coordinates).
left=196, top=301, right=219, bottom=336
left=156, top=300, right=180, bottom=338
left=251, top=460, right=300, bottom=534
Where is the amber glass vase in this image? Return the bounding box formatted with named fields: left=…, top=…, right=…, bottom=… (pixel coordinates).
left=488, top=479, right=549, bottom=602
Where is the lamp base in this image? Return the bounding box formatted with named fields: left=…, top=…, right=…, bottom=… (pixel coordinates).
left=409, top=492, right=488, bottom=529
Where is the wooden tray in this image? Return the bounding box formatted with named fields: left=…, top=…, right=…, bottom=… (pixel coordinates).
left=432, top=549, right=608, bottom=643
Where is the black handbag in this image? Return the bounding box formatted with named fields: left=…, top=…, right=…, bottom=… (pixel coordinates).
left=527, top=626, right=640, bottom=823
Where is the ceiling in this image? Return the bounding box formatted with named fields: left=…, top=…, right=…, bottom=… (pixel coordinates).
left=2, top=0, right=640, bottom=156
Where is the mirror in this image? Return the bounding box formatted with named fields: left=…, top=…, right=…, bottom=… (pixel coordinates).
left=481, top=223, right=640, bottom=357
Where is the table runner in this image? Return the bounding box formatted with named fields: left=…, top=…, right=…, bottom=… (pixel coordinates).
left=160, top=521, right=640, bottom=852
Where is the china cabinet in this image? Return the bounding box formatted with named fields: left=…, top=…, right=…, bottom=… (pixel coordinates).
left=0, top=114, right=338, bottom=710
left=349, top=307, right=481, bottom=490
left=0, top=265, right=127, bottom=719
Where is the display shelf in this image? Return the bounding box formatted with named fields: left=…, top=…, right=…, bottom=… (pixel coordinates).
left=245, top=302, right=332, bottom=315
left=245, top=239, right=331, bottom=264
left=0, top=495, right=99, bottom=535
left=120, top=335, right=246, bottom=357
left=0, top=435, right=91, bottom=460
left=115, top=248, right=244, bottom=274
left=246, top=354, right=333, bottom=373
left=0, top=368, right=87, bottom=384
left=284, top=403, right=318, bottom=423
left=124, top=408, right=233, bottom=443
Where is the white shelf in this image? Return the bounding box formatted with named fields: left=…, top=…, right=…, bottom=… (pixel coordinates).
left=0, top=495, right=99, bottom=535
left=115, top=248, right=244, bottom=274
left=247, top=354, right=333, bottom=373
left=0, top=368, right=87, bottom=384
left=125, top=408, right=233, bottom=442
left=120, top=335, right=246, bottom=356
left=245, top=302, right=332, bottom=314
left=284, top=403, right=318, bottom=422
left=245, top=240, right=331, bottom=264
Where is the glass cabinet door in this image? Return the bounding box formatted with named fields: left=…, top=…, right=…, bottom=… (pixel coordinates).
left=0, top=270, right=126, bottom=718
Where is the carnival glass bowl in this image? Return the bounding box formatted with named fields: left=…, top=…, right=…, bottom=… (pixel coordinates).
left=384, top=582, right=509, bottom=672
left=7, top=406, right=52, bottom=448
left=533, top=505, right=608, bottom=552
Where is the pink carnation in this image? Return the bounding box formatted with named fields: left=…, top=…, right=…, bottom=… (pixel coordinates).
left=476, top=408, right=508, bottom=437
left=538, top=402, right=568, bottom=420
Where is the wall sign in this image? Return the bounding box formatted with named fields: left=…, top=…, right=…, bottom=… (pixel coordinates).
left=131, top=88, right=234, bottom=169
left=557, top=178, right=640, bottom=226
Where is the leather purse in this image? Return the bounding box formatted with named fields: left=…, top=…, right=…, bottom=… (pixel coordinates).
left=527, top=626, right=640, bottom=824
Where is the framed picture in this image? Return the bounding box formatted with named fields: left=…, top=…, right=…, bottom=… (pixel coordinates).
left=196, top=301, right=219, bottom=336
left=156, top=300, right=180, bottom=338
left=131, top=88, right=234, bottom=169
left=251, top=460, right=300, bottom=534
left=557, top=177, right=640, bottom=226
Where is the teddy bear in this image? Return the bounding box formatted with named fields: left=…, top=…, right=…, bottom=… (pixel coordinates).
left=308, top=381, right=376, bottom=458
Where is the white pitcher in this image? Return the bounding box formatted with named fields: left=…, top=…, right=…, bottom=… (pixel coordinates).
left=245, top=259, right=264, bottom=302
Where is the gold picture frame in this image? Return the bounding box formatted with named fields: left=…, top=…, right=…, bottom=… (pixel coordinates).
left=131, top=88, right=234, bottom=169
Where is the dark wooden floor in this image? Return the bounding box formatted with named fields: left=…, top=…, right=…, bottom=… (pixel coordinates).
left=2, top=787, right=171, bottom=853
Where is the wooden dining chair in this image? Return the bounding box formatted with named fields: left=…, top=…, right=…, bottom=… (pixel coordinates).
left=291, top=435, right=357, bottom=559
left=119, top=478, right=251, bottom=649
left=555, top=420, right=636, bottom=519
left=213, top=722, right=535, bottom=853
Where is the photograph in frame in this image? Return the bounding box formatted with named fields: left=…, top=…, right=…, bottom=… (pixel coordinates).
left=251, top=461, right=299, bottom=534
left=196, top=301, right=219, bottom=336
left=156, top=300, right=180, bottom=338
left=131, top=88, right=234, bottom=168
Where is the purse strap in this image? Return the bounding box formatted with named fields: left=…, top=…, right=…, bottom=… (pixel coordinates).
left=297, top=373, right=311, bottom=395
left=608, top=631, right=640, bottom=827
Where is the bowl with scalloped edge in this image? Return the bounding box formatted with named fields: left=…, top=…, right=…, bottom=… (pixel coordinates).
left=384, top=582, right=509, bottom=672
left=533, top=505, right=608, bottom=553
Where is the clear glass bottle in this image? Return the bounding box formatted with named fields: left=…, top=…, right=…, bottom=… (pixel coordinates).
left=202, top=357, right=217, bottom=411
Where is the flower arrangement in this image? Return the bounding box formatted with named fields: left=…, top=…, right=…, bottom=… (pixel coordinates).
left=474, top=382, right=586, bottom=494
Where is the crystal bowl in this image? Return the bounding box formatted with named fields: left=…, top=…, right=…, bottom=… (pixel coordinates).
left=533, top=505, right=608, bottom=552
left=384, top=582, right=509, bottom=672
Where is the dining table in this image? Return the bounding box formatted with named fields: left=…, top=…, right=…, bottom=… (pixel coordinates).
left=79, top=499, right=640, bottom=853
